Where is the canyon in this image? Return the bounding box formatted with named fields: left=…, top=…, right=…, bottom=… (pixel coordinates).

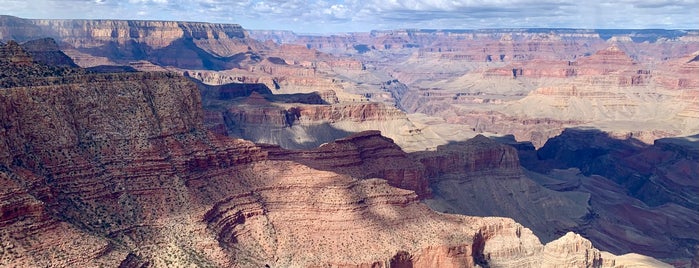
left=1, top=15, right=697, bottom=267
left=0, top=40, right=667, bottom=267
left=251, top=28, right=699, bottom=147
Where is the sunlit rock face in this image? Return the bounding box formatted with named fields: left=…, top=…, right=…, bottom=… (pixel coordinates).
left=255, top=28, right=699, bottom=148
left=0, top=40, right=661, bottom=267
left=0, top=18, right=691, bottom=267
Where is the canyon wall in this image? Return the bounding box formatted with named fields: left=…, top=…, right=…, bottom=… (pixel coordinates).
left=253, top=28, right=699, bottom=147
left=0, top=19, right=692, bottom=266
left=1, top=40, right=666, bottom=267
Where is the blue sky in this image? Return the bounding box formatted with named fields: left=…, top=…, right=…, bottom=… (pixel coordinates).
left=2, top=0, right=698, bottom=33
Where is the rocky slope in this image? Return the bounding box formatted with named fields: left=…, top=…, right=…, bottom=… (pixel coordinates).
left=409, top=129, right=698, bottom=266
left=415, top=135, right=591, bottom=243
left=519, top=129, right=699, bottom=266
left=0, top=15, right=262, bottom=70
left=0, top=16, right=479, bottom=152
left=0, top=40, right=668, bottom=267
left=255, top=28, right=699, bottom=147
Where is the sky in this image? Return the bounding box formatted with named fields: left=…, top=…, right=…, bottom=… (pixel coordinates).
left=1, top=0, right=698, bottom=33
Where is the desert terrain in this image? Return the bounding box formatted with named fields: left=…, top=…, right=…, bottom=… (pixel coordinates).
left=0, top=15, right=697, bottom=267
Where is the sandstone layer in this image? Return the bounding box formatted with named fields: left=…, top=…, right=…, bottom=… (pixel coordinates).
left=256, top=29, right=699, bottom=147
left=520, top=129, right=699, bottom=266
left=0, top=41, right=665, bottom=267
left=0, top=15, right=262, bottom=70
left=0, top=16, right=476, bottom=152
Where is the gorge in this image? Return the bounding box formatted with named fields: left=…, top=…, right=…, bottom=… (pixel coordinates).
left=0, top=15, right=697, bottom=267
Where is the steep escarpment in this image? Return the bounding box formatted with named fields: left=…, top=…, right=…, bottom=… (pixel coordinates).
left=1, top=15, right=249, bottom=52
left=196, top=78, right=435, bottom=151
left=265, top=131, right=431, bottom=198
left=0, top=43, right=259, bottom=266
left=1, top=40, right=655, bottom=267
left=413, top=135, right=592, bottom=243
left=521, top=129, right=699, bottom=264
left=535, top=129, right=699, bottom=210
left=0, top=15, right=262, bottom=70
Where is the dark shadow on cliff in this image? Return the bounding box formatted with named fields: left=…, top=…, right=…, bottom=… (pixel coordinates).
left=493, top=128, right=699, bottom=261
left=514, top=127, right=698, bottom=210
left=78, top=39, right=150, bottom=63
left=192, top=77, right=346, bottom=150
left=426, top=129, right=699, bottom=261
left=415, top=135, right=590, bottom=244
left=235, top=122, right=356, bottom=150
left=20, top=38, right=79, bottom=67
left=190, top=77, right=329, bottom=105
left=71, top=37, right=258, bottom=71
left=148, top=38, right=256, bottom=70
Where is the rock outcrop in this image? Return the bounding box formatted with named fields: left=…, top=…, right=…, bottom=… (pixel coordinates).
left=413, top=135, right=592, bottom=243
left=1, top=40, right=664, bottom=267
left=0, top=15, right=263, bottom=70
left=521, top=129, right=699, bottom=264
left=18, top=37, right=78, bottom=67
left=264, top=131, right=431, bottom=198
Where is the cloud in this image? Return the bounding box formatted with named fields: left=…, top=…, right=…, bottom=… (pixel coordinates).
left=129, top=0, right=168, bottom=3
left=1, top=0, right=697, bottom=32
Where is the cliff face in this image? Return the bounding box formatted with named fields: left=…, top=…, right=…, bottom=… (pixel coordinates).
left=413, top=135, right=593, bottom=244
left=536, top=129, right=699, bottom=211
left=1, top=40, right=658, bottom=267
left=2, top=16, right=248, bottom=51
left=265, top=131, right=431, bottom=198
left=0, top=15, right=262, bottom=70
left=522, top=129, right=699, bottom=263
left=416, top=135, right=521, bottom=177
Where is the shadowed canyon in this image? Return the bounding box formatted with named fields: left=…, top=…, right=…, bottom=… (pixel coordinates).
left=0, top=15, right=697, bottom=267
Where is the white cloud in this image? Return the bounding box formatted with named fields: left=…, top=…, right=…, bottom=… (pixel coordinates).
left=1, top=0, right=697, bottom=32
left=129, top=0, right=168, bottom=3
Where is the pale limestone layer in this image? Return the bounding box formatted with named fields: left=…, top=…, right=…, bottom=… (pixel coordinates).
left=0, top=43, right=669, bottom=267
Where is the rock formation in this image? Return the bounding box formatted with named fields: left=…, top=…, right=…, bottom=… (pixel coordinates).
left=1, top=17, right=693, bottom=266
left=520, top=129, right=699, bottom=265
left=0, top=15, right=263, bottom=70
left=413, top=135, right=591, bottom=243
left=0, top=38, right=671, bottom=267
left=254, top=28, right=699, bottom=148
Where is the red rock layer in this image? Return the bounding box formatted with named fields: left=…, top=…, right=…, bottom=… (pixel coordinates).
left=0, top=37, right=664, bottom=268
left=415, top=134, right=520, bottom=178
left=20, top=18, right=256, bottom=56
left=264, top=131, right=431, bottom=198
left=0, top=71, right=618, bottom=267
left=485, top=45, right=650, bottom=85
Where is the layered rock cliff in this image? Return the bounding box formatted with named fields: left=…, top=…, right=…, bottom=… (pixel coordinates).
left=0, top=40, right=663, bottom=267
left=413, top=135, right=592, bottom=243
left=521, top=129, right=699, bottom=265
left=0, top=15, right=263, bottom=70
left=390, top=44, right=699, bottom=146
left=264, top=131, right=431, bottom=198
